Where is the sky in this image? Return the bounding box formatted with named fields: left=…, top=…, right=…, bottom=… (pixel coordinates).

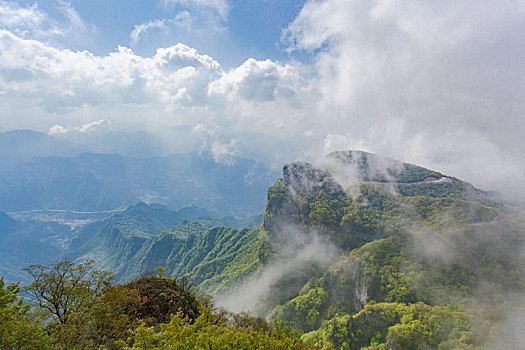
left=0, top=0, right=524, bottom=198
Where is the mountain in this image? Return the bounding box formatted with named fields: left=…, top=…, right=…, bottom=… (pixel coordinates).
left=6, top=149, right=523, bottom=347
left=113, top=150, right=518, bottom=348
left=66, top=202, right=260, bottom=283
left=0, top=151, right=279, bottom=215
left=0, top=210, right=73, bottom=282
left=245, top=150, right=522, bottom=348
left=0, top=130, right=90, bottom=162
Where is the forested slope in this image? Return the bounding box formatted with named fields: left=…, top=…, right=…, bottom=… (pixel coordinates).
left=67, top=203, right=262, bottom=286
left=53, top=150, right=525, bottom=348
left=245, top=150, right=524, bottom=348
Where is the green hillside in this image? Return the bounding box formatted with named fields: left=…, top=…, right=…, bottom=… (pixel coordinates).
left=32, top=150, right=524, bottom=348
left=67, top=203, right=262, bottom=286
left=248, top=151, right=524, bottom=348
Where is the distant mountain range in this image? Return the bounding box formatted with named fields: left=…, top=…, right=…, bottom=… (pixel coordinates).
left=61, top=150, right=523, bottom=348
left=0, top=209, right=72, bottom=281
left=2, top=147, right=524, bottom=347
left=0, top=130, right=279, bottom=215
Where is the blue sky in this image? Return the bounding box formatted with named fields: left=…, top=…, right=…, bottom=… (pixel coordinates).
left=12, top=0, right=307, bottom=66
left=0, top=0, right=524, bottom=197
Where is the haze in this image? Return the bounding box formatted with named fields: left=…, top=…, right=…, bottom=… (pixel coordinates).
left=0, top=0, right=523, bottom=199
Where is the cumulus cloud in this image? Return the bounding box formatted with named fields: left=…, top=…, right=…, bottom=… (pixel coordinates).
left=209, top=58, right=305, bottom=102
left=0, top=30, right=222, bottom=111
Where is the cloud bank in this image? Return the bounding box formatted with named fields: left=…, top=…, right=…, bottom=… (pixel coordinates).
left=283, top=0, right=525, bottom=196
left=0, top=0, right=524, bottom=197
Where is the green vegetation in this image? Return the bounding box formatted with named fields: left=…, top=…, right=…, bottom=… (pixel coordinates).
left=0, top=259, right=306, bottom=349
left=128, top=307, right=307, bottom=350
left=257, top=152, right=524, bottom=348
left=303, top=302, right=474, bottom=349
left=3, top=151, right=523, bottom=349
left=0, top=277, right=49, bottom=349
left=67, top=204, right=262, bottom=291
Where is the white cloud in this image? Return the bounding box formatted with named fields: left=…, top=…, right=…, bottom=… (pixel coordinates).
left=0, top=28, right=304, bottom=116
left=48, top=124, right=67, bottom=134
left=78, top=119, right=110, bottom=133
left=0, top=30, right=222, bottom=111
left=0, top=0, right=92, bottom=44
left=55, top=0, right=89, bottom=34
left=162, top=0, right=229, bottom=19
left=208, top=58, right=306, bottom=102
left=0, top=1, right=59, bottom=39
left=282, top=0, right=525, bottom=195
left=130, top=19, right=169, bottom=47
left=130, top=12, right=192, bottom=47
left=48, top=119, right=112, bottom=134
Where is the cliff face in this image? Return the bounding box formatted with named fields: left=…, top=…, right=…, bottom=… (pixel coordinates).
left=255, top=150, right=521, bottom=348
left=262, top=150, right=498, bottom=247
left=54, top=150, right=524, bottom=348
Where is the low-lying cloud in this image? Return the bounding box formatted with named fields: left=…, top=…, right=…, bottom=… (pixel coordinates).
left=215, top=225, right=340, bottom=314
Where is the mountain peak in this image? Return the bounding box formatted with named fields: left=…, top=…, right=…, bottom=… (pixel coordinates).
left=322, top=150, right=444, bottom=184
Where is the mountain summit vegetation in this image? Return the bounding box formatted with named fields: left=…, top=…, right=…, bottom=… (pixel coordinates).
left=1, top=150, right=524, bottom=349
left=251, top=151, right=525, bottom=349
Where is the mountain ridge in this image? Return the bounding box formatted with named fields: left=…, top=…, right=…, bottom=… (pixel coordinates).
left=2, top=149, right=522, bottom=348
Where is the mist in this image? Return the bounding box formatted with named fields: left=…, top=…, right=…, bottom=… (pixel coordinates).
left=1, top=0, right=524, bottom=200
left=215, top=224, right=340, bottom=314
left=211, top=149, right=525, bottom=347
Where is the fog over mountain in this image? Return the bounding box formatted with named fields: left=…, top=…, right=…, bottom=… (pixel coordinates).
left=0, top=0, right=523, bottom=200
left=1, top=2, right=525, bottom=348
left=0, top=130, right=279, bottom=215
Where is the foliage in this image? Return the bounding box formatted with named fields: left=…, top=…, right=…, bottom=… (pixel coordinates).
left=23, top=258, right=113, bottom=324
left=123, top=275, right=201, bottom=325
left=125, top=306, right=308, bottom=350
left=0, top=277, right=49, bottom=349
left=10, top=258, right=306, bottom=349
left=302, top=302, right=474, bottom=350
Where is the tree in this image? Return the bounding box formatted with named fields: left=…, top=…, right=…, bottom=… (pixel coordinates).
left=127, top=306, right=308, bottom=349
left=23, top=258, right=113, bottom=324
left=0, top=276, right=49, bottom=349
left=123, top=274, right=201, bottom=325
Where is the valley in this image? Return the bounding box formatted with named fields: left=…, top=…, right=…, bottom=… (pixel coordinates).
left=1, top=1, right=521, bottom=348
left=7, top=208, right=125, bottom=228
left=2, top=149, right=524, bottom=349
